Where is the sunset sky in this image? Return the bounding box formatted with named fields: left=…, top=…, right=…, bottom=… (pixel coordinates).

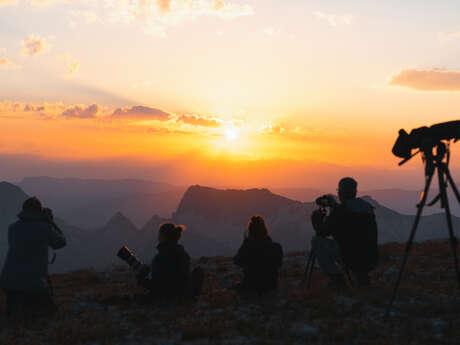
left=1, top=1, right=460, bottom=189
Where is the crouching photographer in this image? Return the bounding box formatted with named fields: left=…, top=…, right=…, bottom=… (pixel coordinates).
left=0, top=197, right=67, bottom=324
left=310, top=177, right=378, bottom=291
left=118, top=223, right=203, bottom=303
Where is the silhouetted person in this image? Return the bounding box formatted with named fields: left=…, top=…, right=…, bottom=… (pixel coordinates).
left=234, top=215, right=283, bottom=296
left=138, top=223, right=200, bottom=300
left=311, top=177, right=378, bottom=290
left=0, top=197, right=66, bottom=323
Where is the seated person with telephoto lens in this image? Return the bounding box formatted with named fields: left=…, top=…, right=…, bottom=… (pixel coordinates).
left=137, top=223, right=195, bottom=300
left=234, top=215, right=283, bottom=297
left=310, top=177, right=378, bottom=291
left=0, top=197, right=67, bottom=323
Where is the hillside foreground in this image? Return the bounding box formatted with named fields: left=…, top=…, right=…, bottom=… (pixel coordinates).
left=0, top=240, right=459, bottom=345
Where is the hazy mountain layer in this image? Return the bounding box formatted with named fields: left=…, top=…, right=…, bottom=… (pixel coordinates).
left=17, top=176, right=187, bottom=227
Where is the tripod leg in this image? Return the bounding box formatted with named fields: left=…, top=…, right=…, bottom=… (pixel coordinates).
left=302, top=250, right=314, bottom=286
left=307, top=254, right=315, bottom=289
left=439, top=172, right=460, bottom=290
left=444, top=167, right=460, bottom=204
left=344, top=267, right=353, bottom=287
left=385, top=170, right=435, bottom=320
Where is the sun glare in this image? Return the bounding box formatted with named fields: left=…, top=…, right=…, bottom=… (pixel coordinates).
left=225, top=127, right=239, bottom=141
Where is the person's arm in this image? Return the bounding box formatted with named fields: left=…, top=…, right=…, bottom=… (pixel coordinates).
left=233, top=240, right=250, bottom=267
left=138, top=252, right=171, bottom=290
left=275, top=243, right=283, bottom=267
left=48, top=224, right=67, bottom=249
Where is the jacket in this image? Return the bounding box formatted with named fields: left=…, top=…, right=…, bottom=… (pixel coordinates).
left=312, top=197, right=379, bottom=272
left=234, top=236, right=283, bottom=294
left=0, top=209, right=67, bottom=292
left=139, top=242, right=191, bottom=299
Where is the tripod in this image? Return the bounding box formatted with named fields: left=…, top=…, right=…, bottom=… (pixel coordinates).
left=385, top=141, right=460, bottom=319
left=301, top=247, right=353, bottom=288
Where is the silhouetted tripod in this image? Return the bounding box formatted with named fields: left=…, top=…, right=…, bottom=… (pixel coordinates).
left=385, top=141, right=460, bottom=319
left=301, top=248, right=353, bottom=288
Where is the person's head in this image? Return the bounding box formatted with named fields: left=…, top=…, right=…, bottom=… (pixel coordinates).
left=247, top=215, right=269, bottom=240
left=158, top=223, right=186, bottom=244
left=338, top=177, right=358, bottom=202
left=22, top=197, right=42, bottom=212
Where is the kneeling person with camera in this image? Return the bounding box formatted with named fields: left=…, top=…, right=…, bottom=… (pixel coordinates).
left=134, top=223, right=199, bottom=300
left=311, top=178, right=378, bottom=291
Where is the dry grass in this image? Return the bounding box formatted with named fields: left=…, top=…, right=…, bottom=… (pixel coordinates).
left=0, top=239, right=459, bottom=345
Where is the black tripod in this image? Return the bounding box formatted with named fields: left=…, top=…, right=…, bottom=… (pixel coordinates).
left=301, top=247, right=353, bottom=288
left=385, top=141, right=460, bottom=319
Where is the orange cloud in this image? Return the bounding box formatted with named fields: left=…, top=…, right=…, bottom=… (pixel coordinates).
left=21, top=35, right=49, bottom=56
left=111, top=106, right=171, bottom=120
left=389, top=68, right=460, bottom=91
left=0, top=57, right=17, bottom=69
left=176, top=114, right=222, bottom=128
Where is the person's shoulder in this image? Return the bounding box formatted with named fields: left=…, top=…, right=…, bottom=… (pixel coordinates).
left=270, top=240, right=283, bottom=251
left=345, top=198, right=375, bottom=214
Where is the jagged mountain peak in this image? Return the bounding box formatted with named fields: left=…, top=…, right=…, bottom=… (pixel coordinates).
left=104, top=211, right=138, bottom=231
left=141, top=214, right=169, bottom=233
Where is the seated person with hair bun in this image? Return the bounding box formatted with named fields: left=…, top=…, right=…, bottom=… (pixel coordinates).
left=138, top=223, right=193, bottom=300
left=234, top=215, right=283, bottom=296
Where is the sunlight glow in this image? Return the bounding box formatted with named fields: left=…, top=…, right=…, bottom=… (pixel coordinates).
left=225, top=127, right=239, bottom=141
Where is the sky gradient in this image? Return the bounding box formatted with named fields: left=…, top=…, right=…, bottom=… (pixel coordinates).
left=1, top=1, right=460, bottom=189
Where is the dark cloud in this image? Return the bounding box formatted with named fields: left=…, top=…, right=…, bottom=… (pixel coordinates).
left=61, top=104, right=101, bottom=119
left=111, top=106, right=171, bottom=120
left=389, top=68, right=460, bottom=91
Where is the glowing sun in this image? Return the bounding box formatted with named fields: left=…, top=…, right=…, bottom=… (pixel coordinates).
left=224, top=127, right=239, bottom=141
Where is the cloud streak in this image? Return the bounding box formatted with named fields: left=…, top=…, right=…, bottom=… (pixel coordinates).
left=389, top=68, right=460, bottom=91
left=313, top=11, right=352, bottom=26
left=111, top=106, right=171, bottom=120
left=104, top=0, right=253, bottom=35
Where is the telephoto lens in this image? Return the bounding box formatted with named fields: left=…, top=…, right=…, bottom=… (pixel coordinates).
left=117, top=246, right=150, bottom=279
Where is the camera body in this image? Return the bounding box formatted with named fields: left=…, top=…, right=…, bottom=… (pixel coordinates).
left=315, top=194, right=337, bottom=208
left=117, top=246, right=150, bottom=279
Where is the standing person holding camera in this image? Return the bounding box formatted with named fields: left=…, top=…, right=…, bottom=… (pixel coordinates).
left=0, top=197, right=67, bottom=323
left=311, top=177, right=378, bottom=291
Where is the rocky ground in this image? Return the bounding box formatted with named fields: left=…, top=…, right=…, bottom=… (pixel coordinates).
left=1, top=240, right=460, bottom=345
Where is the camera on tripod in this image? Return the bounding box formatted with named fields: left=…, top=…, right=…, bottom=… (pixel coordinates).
left=392, top=120, right=460, bottom=164
left=117, top=246, right=150, bottom=279
left=386, top=120, right=460, bottom=319
left=315, top=194, right=337, bottom=214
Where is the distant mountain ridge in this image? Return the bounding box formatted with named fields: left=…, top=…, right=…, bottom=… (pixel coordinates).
left=1, top=181, right=460, bottom=273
